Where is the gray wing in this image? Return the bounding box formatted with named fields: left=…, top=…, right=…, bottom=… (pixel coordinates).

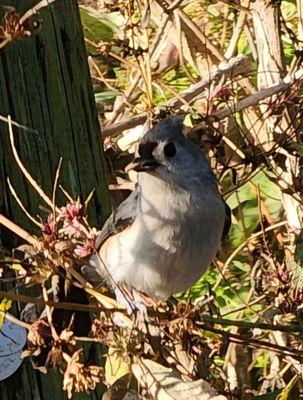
left=222, top=200, right=231, bottom=240
left=95, top=188, right=139, bottom=249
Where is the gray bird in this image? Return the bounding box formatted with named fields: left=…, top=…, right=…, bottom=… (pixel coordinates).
left=85, top=117, right=230, bottom=300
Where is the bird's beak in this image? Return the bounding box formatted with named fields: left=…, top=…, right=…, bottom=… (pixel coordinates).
left=125, top=156, right=159, bottom=172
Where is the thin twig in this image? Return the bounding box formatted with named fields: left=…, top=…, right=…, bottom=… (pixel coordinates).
left=88, top=56, right=120, bottom=93
left=0, top=115, right=38, bottom=134
left=8, top=115, right=59, bottom=213
left=0, top=289, right=116, bottom=313
left=108, top=182, right=136, bottom=191
left=221, top=136, right=246, bottom=159
left=222, top=295, right=266, bottom=317
left=102, top=66, right=303, bottom=138
left=59, top=185, right=75, bottom=203
left=7, top=177, right=42, bottom=228
left=155, top=0, right=226, bottom=61
left=0, top=310, right=31, bottom=329
left=52, top=157, right=62, bottom=217
left=102, top=113, right=149, bottom=138
left=74, top=336, right=102, bottom=343
left=0, top=38, right=9, bottom=50
left=198, top=315, right=303, bottom=334
left=0, top=213, right=39, bottom=247
left=224, top=9, right=247, bottom=59
left=194, top=326, right=303, bottom=360
left=156, top=80, right=190, bottom=107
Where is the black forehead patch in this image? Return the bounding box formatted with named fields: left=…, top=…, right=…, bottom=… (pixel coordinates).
left=138, top=141, right=157, bottom=158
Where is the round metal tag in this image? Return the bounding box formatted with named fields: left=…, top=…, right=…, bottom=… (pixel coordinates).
left=0, top=318, right=27, bottom=381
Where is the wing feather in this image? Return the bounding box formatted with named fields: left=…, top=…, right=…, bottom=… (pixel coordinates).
left=222, top=200, right=231, bottom=240
left=95, top=189, right=139, bottom=249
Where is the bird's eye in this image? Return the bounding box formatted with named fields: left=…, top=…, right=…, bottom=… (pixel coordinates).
left=164, top=142, right=176, bottom=157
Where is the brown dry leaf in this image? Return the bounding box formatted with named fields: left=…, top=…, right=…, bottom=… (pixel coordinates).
left=59, top=328, right=76, bottom=346
left=63, top=349, right=103, bottom=399
left=27, top=319, right=52, bottom=348
left=46, top=329, right=76, bottom=369
left=46, top=346, right=64, bottom=369
left=132, top=358, right=227, bottom=400
left=0, top=8, right=23, bottom=41
left=0, top=6, right=42, bottom=48
left=166, top=342, right=195, bottom=376
left=92, top=315, right=116, bottom=343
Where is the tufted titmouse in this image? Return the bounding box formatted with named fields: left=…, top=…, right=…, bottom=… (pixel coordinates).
left=84, top=117, right=230, bottom=300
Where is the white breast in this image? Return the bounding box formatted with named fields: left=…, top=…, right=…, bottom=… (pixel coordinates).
left=99, top=173, right=225, bottom=299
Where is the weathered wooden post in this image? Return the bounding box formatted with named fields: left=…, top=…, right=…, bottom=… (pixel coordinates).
left=0, top=0, right=110, bottom=398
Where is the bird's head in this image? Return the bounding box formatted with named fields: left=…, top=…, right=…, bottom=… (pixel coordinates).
left=126, top=116, right=215, bottom=187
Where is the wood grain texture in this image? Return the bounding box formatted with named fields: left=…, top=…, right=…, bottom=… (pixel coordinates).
left=0, top=0, right=110, bottom=241
left=0, top=1, right=109, bottom=398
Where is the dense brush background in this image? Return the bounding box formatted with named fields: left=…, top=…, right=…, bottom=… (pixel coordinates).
left=78, top=0, right=303, bottom=398
left=1, top=0, right=303, bottom=399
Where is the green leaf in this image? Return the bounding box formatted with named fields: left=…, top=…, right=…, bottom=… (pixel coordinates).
left=238, top=32, right=251, bottom=56
left=227, top=170, right=281, bottom=211
left=80, top=10, right=115, bottom=49
left=94, top=91, right=118, bottom=102
left=226, top=169, right=282, bottom=249
left=231, top=260, right=250, bottom=273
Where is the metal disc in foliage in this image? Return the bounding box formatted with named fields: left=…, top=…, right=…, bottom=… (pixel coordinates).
left=0, top=318, right=27, bottom=381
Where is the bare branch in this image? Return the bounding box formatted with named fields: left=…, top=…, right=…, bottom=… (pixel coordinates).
left=0, top=213, right=39, bottom=247
left=102, top=55, right=251, bottom=137
left=211, top=68, right=303, bottom=121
